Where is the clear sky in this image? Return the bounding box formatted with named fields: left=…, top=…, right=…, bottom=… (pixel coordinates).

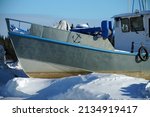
left=1, top=0, right=149, bottom=36
left=0, top=0, right=130, bottom=19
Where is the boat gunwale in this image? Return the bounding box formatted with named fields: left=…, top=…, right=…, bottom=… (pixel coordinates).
left=9, top=31, right=144, bottom=57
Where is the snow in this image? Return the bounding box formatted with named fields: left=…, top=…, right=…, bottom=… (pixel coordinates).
left=0, top=62, right=150, bottom=100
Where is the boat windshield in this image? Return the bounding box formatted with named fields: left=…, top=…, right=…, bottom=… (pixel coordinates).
left=121, top=16, right=144, bottom=33
left=121, top=18, right=130, bottom=32
left=130, top=16, right=144, bottom=32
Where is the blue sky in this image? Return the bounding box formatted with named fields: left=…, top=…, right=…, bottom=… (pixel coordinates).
left=1, top=0, right=149, bottom=36
left=0, top=0, right=130, bottom=19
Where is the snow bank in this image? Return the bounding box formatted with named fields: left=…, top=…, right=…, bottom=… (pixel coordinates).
left=0, top=61, right=28, bottom=98
left=0, top=62, right=28, bottom=83
left=6, top=62, right=28, bottom=78
left=1, top=73, right=149, bottom=100
left=50, top=85, right=110, bottom=100
left=145, top=81, right=150, bottom=97
left=3, top=78, right=53, bottom=98
left=49, top=73, right=148, bottom=100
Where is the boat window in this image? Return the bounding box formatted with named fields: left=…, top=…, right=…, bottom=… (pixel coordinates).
left=130, top=16, right=144, bottom=32
left=121, top=18, right=130, bottom=32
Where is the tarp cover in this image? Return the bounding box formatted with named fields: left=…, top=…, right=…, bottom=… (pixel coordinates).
left=56, top=20, right=70, bottom=31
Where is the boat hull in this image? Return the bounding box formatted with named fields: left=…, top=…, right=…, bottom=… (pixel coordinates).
left=18, top=58, right=89, bottom=78
left=9, top=32, right=150, bottom=78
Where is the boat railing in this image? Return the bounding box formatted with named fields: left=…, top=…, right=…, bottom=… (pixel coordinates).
left=6, top=18, right=77, bottom=38
left=6, top=18, right=55, bottom=38
left=6, top=18, right=114, bottom=40
left=5, top=18, right=40, bottom=36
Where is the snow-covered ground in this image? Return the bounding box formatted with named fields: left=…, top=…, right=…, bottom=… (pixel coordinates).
left=0, top=62, right=150, bottom=100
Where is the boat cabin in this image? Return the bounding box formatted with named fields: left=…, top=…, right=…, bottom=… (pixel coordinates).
left=113, top=10, right=150, bottom=52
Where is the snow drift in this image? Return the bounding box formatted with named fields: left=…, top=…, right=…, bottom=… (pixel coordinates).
left=1, top=73, right=150, bottom=100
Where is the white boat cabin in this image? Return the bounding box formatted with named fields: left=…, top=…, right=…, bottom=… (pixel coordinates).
left=113, top=10, right=150, bottom=52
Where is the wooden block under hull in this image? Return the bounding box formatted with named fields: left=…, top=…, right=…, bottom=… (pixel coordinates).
left=26, top=71, right=150, bottom=80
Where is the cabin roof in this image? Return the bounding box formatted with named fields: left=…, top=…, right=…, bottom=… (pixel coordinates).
left=113, top=10, right=150, bottom=18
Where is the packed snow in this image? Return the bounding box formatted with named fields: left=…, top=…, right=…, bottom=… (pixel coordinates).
left=0, top=62, right=150, bottom=100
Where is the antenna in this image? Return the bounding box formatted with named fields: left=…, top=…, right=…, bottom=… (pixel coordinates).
left=146, top=0, right=150, bottom=10
left=131, top=0, right=148, bottom=12
left=139, top=0, right=142, bottom=11
left=141, top=0, right=145, bottom=10
left=128, top=0, right=131, bottom=12
left=132, top=0, right=135, bottom=12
